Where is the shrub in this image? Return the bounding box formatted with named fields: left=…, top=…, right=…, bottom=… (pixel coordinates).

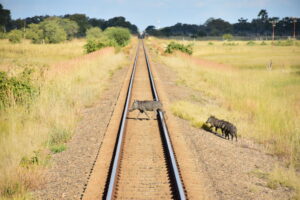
left=223, top=42, right=238, bottom=46
left=165, top=41, right=193, bottom=55
left=208, top=42, right=214, bottom=45
left=84, top=27, right=130, bottom=53
left=8, top=30, right=23, bottom=43
left=260, top=41, right=267, bottom=45
left=104, top=27, right=131, bottom=47
left=86, top=27, right=102, bottom=40
left=84, top=39, right=110, bottom=53
left=247, top=41, right=256, bottom=46
left=222, top=33, right=233, bottom=41
left=26, top=24, right=44, bottom=44
left=0, top=69, right=38, bottom=109
left=39, top=20, right=67, bottom=43
left=273, top=40, right=294, bottom=46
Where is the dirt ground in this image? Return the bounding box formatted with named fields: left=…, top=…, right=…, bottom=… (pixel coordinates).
left=33, top=67, right=127, bottom=200
left=152, top=59, right=294, bottom=200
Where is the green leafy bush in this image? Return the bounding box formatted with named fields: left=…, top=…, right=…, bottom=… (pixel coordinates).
left=86, top=27, right=102, bottom=40
left=222, top=33, right=233, bottom=41
left=26, top=24, right=44, bottom=44
left=104, top=27, right=131, bottom=47
left=0, top=69, right=38, bottom=109
left=165, top=41, right=193, bottom=55
left=273, top=40, right=294, bottom=46
left=84, top=27, right=130, bottom=53
left=247, top=41, right=256, bottom=46
left=8, top=30, right=23, bottom=43
left=260, top=41, right=267, bottom=45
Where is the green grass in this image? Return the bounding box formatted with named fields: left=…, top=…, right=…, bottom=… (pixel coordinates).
left=148, top=38, right=300, bottom=198
left=0, top=38, right=132, bottom=199
left=50, top=144, right=67, bottom=154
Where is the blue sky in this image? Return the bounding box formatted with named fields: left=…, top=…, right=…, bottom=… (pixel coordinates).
left=1, top=0, right=299, bottom=31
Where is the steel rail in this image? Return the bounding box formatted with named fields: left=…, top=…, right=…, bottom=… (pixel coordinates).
left=105, top=41, right=140, bottom=200
left=105, top=39, right=186, bottom=200
left=142, top=40, right=186, bottom=200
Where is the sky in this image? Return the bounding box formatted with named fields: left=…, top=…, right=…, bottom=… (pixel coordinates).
left=1, top=0, right=300, bottom=31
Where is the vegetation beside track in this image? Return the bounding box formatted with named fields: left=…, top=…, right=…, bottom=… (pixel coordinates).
left=147, top=37, right=300, bottom=199
left=0, top=39, right=133, bottom=199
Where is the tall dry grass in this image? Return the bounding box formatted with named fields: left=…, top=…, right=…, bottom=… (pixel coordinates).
left=148, top=38, right=300, bottom=198
left=0, top=39, right=131, bottom=199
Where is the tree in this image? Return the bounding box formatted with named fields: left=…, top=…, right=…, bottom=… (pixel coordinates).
left=56, top=18, right=79, bottom=40
left=86, top=27, right=102, bottom=40
left=67, top=14, right=90, bottom=36
left=8, top=29, right=22, bottom=43
left=104, top=27, right=131, bottom=46
left=258, top=9, right=268, bottom=22
left=40, top=20, right=67, bottom=43
left=25, top=24, right=44, bottom=43
left=0, top=4, right=11, bottom=32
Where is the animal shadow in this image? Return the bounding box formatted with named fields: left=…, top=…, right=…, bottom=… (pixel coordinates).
left=201, top=124, right=226, bottom=140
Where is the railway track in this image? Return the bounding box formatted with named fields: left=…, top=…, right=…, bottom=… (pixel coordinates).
left=83, top=39, right=187, bottom=200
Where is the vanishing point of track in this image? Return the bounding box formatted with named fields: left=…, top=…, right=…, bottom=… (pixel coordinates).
left=83, top=39, right=186, bottom=200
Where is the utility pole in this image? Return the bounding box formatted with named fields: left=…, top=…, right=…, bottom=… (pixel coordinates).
left=270, top=20, right=277, bottom=41
left=292, top=17, right=297, bottom=39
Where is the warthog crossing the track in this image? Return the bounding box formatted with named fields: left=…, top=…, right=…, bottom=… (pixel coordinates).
left=129, top=100, right=166, bottom=120
left=206, top=116, right=237, bottom=141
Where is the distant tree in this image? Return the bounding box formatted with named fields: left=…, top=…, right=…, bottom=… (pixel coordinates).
left=67, top=14, right=90, bottom=36
left=222, top=33, right=233, bottom=40
left=25, top=24, right=44, bottom=43
left=88, top=18, right=106, bottom=29
left=104, top=27, right=131, bottom=46
left=40, top=19, right=67, bottom=43
left=86, top=27, right=102, bottom=40
left=0, top=4, right=11, bottom=32
left=8, top=29, right=22, bottom=43
left=205, top=18, right=232, bottom=36
left=56, top=18, right=79, bottom=40
left=105, top=17, right=138, bottom=34
left=258, top=9, right=268, bottom=22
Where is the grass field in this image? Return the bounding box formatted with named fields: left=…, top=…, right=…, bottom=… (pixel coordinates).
left=147, top=38, right=300, bottom=198
left=0, top=39, right=133, bottom=199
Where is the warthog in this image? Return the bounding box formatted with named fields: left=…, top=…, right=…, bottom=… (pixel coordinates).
left=129, top=100, right=165, bottom=119
left=206, top=116, right=237, bottom=141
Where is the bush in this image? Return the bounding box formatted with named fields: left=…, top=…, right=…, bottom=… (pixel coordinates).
left=104, top=27, right=131, bottom=47
left=222, top=33, right=233, bottom=41
left=165, top=41, right=193, bottom=55
left=26, top=24, right=44, bottom=44
left=0, top=69, right=38, bottom=109
left=84, top=39, right=109, bottom=53
left=273, top=40, right=294, bottom=46
left=8, top=30, right=23, bottom=43
left=260, top=41, right=267, bottom=45
left=246, top=41, right=256, bottom=46
left=84, top=27, right=130, bottom=53
left=86, top=27, right=102, bottom=40
left=208, top=42, right=214, bottom=45
left=40, top=20, right=67, bottom=43
left=223, top=42, right=238, bottom=46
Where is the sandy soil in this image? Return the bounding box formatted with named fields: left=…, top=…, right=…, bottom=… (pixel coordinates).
left=151, top=58, right=294, bottom=200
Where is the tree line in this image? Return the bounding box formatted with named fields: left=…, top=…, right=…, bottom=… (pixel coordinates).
left=145, top=10, right=299, bottom=38
left=0, top=3, right=138, bottom=39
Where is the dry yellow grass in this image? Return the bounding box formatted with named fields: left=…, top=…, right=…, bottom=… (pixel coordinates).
left=0, top=39, right=133, bottom=199
left=147, top=37, right=300, bottom=198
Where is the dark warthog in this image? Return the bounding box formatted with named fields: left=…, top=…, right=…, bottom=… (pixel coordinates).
left=206, top=115, right=237, bottom=141
left=129, top=100, right=166, bottom=119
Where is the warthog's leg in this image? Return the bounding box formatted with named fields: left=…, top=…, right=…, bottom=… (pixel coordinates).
left=143, top=111, right=151, bottom=119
